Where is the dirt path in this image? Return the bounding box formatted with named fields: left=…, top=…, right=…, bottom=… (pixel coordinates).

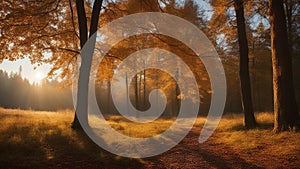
left=2, top=110, right=298, bottom=169
left=43, top=127, right=265, bottom=169
left=143, top=128, right=263, bottom=169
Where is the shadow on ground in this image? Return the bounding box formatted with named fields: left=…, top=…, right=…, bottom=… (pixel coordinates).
left=143, top=128, right=263, bottom=169
left=0, top=115, right=143, bottom=169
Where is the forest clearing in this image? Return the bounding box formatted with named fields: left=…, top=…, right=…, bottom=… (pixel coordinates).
left=0, top=108, right=299, bottom=169
left=1, top=0, right=300, bottom=168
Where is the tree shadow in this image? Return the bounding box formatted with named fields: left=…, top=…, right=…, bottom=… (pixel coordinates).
left=229, top=122, right=274, bottom=131
left=0, top=123, right=144, bottom=169
left=198, top=147, right=264, bottom=169
left=0, top=112, right=272, bottom=169
left=144, top=129, right=264, bottom=169
left=0, top=125, right=49, bottom=169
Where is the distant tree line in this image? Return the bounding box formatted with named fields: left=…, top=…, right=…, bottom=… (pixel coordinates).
left=0, top=70, right=73, bottom=111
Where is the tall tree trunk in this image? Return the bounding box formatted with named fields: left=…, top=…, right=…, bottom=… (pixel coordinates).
left=72, top=0, right=103, bottom=129
left=283, top=0, right=293, bottom=54
left=234, top=0, right=257, bottom=128
left=139, top=72, right=143, bottom=109
left=143, top=60, right=146, bottom=111
left=269, top=0, right=300, bottom=132
left=107, top=80, right=111, bottom=113
left=175, top=67, right=180, bottom=116
left=135, top=74, right=139, bottom=118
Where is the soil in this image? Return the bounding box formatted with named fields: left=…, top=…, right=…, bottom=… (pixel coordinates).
left=142, top=128, right=299, bottom=169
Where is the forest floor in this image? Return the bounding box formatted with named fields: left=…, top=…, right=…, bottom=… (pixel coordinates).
left=0, top=108, right=299, bottom=169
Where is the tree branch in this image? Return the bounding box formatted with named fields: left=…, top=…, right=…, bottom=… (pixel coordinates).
left=76, top=0, right=88, bottom=48
left=89, top=0, right=104, bottom=37
left=68, top=0, right=80, bottom=39
left=45, top=47, right=80, bottom=54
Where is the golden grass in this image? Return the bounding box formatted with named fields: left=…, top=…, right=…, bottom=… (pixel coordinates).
left=0, top=108, right=299, bottom=168
left=107, top=116, right=176, bottom=138
left=0, top=108, right=143, bottom=168
left=215, top=112, right=300, bottom=159
left=104, top=115, right=206, bottom=138
left=0, top=108, right=81, bottom=159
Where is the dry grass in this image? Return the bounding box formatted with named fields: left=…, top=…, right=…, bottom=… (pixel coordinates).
left=105, top=115, right=176, bottom=138
left=216, top=112, right=299, bottom=151
left=104, top=115, right=206, bottom=138
left=213, top=112, right=300, bottom=166
left=0, top=108, right=299, bottom=168
left=0, top=108, right=142, bottom=169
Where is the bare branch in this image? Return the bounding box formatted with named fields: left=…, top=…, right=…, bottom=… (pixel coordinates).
left=45, top=47, right=80, bottom=54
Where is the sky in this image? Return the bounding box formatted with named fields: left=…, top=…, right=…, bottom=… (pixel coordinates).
left=0, top=58, right=51, bottom=84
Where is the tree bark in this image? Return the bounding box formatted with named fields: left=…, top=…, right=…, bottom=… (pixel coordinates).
left=234, top=0, right=257, bottom=128
left=107, top=80, right=111, bottom=113
left=283, top=0, right=293, bottom=54
left=135, top=74, right=139, bottom=118
left=143, top=60, right=146, bottom=111
left=72, top=0, right=103, bottom=129
left=269, top=0, right=300, bottom=132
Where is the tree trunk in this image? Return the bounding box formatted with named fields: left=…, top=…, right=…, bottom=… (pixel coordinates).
left=107, top=80, right=111, bottom=113
left=143, top=60, right=146, bottom=110
left=283, top=0, right=293, bottom=54
left=234, top=0, right=257, bottom=128
left=135, top=74, right=139, bottom=118
left=72, top=0, right=88, bottom=129
left=72, top=0, right=103, bottom=129
left=269, top=0, right=300, bottom=132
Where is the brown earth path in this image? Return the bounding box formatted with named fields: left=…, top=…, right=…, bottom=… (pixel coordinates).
left=45, top=127, right=299, bottom=169
left=143, top=128, right=263, bottom=169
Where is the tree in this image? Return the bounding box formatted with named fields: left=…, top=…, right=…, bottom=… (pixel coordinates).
left=233, top=0, right=257, bottom=128
left=0, top=0, right=101, bottom=128
left=269, top=0, right=300, bottom=132
left=253, top=23, right=270, bottom=50
left=0, top=0, right=79, bottom=80
left=71, top=0, right=104, bottom=129
left=210, top=0, right=257, bottom=127
left=283, top=0, right=300, bottom=54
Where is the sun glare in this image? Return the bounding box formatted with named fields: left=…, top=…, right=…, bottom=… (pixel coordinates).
left=35, top=72, right=44, bottom=84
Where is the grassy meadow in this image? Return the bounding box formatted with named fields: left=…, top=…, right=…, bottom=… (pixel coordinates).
left=0, top=108, right=299, bottom=168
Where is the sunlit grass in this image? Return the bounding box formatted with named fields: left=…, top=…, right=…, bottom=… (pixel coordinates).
left=215, top=112, right=300, bottom=161
left=0, top=108, right=141, bottom=168
left=0, top=108, right=299, bottom=168
left=106, top=116, right=176, bottom=138
left=0, top=108, right=81, bottom=163
left=104, top=115, right=206, bottom=138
